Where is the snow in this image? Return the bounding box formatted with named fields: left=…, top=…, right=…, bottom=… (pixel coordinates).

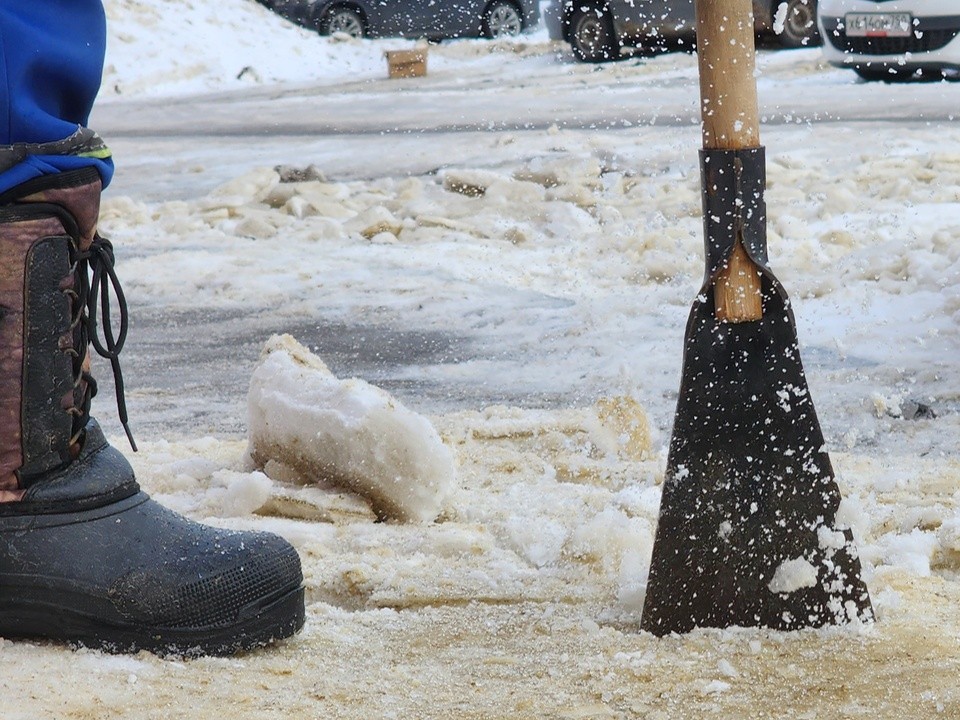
left=102, top=0, right=387, bottom=96
left=247, top=333, right=456, bottom=522
left=5, top=0, right=960, bottom=716
left=768, top=557, right=819, bottom=594
left=773, top=3, right=789, bottom=36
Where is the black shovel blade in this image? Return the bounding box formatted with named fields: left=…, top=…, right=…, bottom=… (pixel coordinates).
left=640, top=273, right=873, bottom=636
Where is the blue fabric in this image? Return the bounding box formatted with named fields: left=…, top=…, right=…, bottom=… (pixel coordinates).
left=0, top=1, right=113, bottom=191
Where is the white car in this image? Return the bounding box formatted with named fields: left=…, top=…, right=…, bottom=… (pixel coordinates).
left=818, top=0, right=960, bottom=80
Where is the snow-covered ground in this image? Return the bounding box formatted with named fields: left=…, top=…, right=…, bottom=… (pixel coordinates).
left=7, top=0, right=960, bottom=717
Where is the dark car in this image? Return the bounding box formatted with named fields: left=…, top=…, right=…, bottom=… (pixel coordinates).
left=259, top=0, right=540, bottom=40
left=544, top=0, right=819, bottom=62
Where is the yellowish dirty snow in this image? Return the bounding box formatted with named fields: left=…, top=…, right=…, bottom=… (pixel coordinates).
left=3, top=408, right=959, bottom=720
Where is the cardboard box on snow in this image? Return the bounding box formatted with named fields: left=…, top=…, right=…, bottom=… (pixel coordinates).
left=385, top=49, right=427, bottom=79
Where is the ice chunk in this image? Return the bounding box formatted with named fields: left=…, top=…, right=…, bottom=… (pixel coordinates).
left=247, top=334, right=457, bottom=522
left=346, top=205, right=403, bottom=239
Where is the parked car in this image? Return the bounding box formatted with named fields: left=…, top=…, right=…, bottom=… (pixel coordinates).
left=543, top=0, right=819, bottom=63
left=258, top=0, right=539, bottom=40
left=818, top=0, right=960, bottom=80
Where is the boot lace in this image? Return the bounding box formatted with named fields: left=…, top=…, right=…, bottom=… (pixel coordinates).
left=67, top=235, right=137, bottom=451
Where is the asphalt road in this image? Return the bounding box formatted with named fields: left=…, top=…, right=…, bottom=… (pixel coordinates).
left=94, top=48, right=957, bottom=139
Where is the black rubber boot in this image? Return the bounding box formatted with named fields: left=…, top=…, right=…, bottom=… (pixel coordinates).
left=0, top=168, right=305, bottom=656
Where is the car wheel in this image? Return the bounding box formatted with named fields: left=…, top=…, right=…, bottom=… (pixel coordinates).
left=317, top=5, right=365, bottom=37
left=854, top=65, right=915, bottom=82
left=483, top=1, right=523, bottom=38
left=569, top=5, right=618, bottom=63
left=776, top=0, right=818, bottom=48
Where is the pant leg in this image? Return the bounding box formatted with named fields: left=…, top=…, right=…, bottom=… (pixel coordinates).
left=0, top=0, right=114, bottom=192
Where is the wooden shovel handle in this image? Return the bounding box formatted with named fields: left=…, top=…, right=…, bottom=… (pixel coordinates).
left=696, top=0, right=763, bottom=322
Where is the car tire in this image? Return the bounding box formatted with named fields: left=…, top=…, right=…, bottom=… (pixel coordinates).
left=316, top=5, right=365, bottom=37
left=776, top=0, right=819, bottom=48
left=569, top=5, right=619, bottom=63
left=854, top=65, right=915, bottom=82
left=483, top=1, right=523, bottom=38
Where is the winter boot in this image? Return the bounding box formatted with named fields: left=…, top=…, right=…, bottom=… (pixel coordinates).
left=0, top=167, right=305, bottom=656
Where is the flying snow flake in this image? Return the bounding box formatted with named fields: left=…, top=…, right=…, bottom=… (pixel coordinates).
left=773, top=2, right=788, bottom=34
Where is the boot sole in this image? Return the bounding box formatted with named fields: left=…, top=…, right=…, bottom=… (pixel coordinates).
left=0, top=583, right=305, bottom=657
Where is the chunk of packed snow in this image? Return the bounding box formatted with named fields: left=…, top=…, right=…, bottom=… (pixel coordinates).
left=247, top=334, right=457, bottom=522
left=768, top=557, right=818, bottom=594
left=876, top=528, right=937, bottom=577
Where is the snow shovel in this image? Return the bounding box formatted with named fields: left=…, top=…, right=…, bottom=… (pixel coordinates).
left=639, top=0, right=872, bottom=635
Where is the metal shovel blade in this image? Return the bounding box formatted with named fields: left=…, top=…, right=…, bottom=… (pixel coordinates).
left=640, top=267, right=873, bottom=635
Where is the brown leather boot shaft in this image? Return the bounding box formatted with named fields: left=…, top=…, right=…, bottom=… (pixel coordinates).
left=0, top=171, right=104, bottom=492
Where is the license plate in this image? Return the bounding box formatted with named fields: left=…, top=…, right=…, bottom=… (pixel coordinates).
left=845, top=12, right=913, bottom=37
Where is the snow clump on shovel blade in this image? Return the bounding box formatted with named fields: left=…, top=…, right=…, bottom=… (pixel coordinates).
left=246, top=334, right=457, bottom=523
left=768, top=557, right=819, bottom=594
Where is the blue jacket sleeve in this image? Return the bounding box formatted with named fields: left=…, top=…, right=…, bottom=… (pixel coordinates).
left=0, top=1, right=114, bottom=191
